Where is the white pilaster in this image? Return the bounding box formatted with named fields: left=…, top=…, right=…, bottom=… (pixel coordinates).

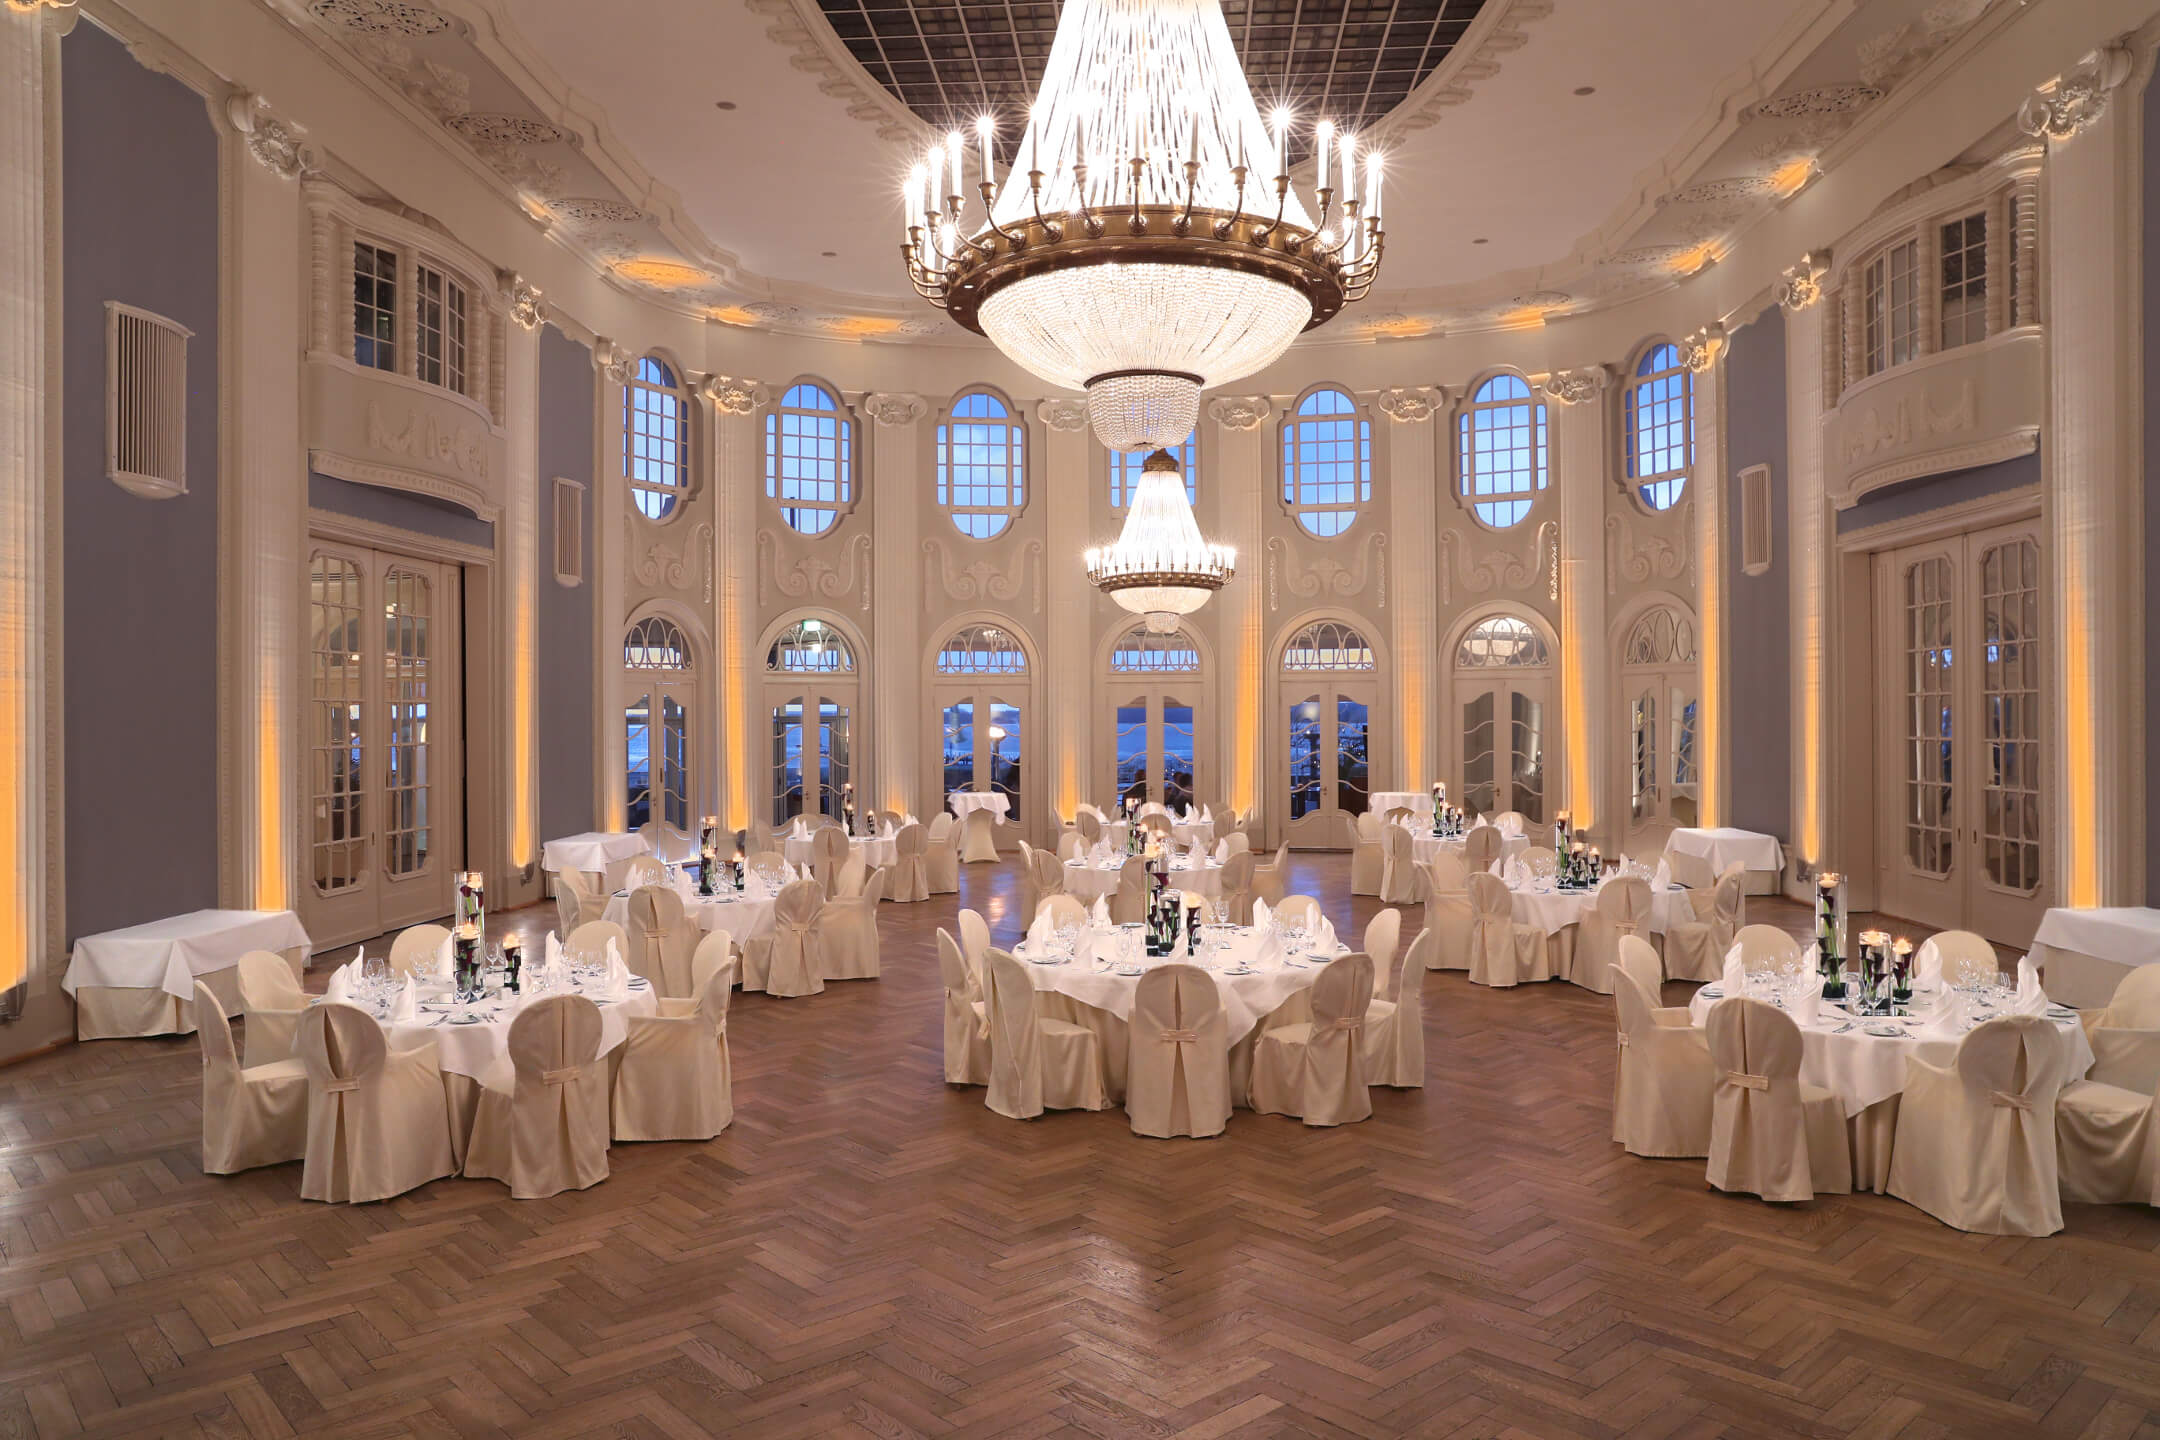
left=1378, top=387, right=1439, bottom=794
left=591, top=341, right=630, bottom=830
left=1685, top=327, right=1729, bottom=828
left=1038, top=398, right=1090, bottom=822
left=1207, top=395, right=1272, bottom=832
left=865, top=393, right=926, bottom=814
left=220, top=91, right=311, bottom=913
left=499, top=277, right=542, bottom=892
left=1781, top=274, right=1829, bottom=872
left=1545, top=367, right=1611, bottom=839
left=704, top=374, right=762, bottom=832
left=2022, top=40, right=2145, bottom=906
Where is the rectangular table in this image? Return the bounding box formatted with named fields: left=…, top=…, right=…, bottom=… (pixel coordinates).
left=1666, top=827, right=1785, bottom=895
left=64, top=908, right=312, bottom=1040
left=2029, top=907, right=2160, bottom=1009
left=542, top=831, right=655, bottom=891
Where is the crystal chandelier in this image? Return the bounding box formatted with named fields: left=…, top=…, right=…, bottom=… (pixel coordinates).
left=899, top=0, right=1387, bottom=451
left=1086, top=449, right=1235, bottom=632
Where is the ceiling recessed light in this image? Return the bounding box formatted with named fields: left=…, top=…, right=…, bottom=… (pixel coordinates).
left=1573, top=85, right=1596, bottom=96
left=714, top=100, right=737, bottom=111
left=822, top=250, right=837, bottom=257
left=1473, top=237, right=1488, bottom=244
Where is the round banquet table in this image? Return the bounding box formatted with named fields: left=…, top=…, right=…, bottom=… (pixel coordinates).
left=1687, top=979, right=2094, bottom=1191
left=602, top=885, right=779, bottom=942
left=780, top=829, right=898, bottom=870
left=1103, top=816, right=1217, bottom=851
left=1504, top=876, right=1688, bottom=937
left=1062, top=855, right=1225, bottom=902
left=1411, top=829, right=1531, bottom=868
left=1370, top=791, right=1436, bottom=820
left=542, top=831, right=655, bottom=892
left=948, top=791, right=1010, bottom=819
left=1009, top=924, right=1347, bottom=1105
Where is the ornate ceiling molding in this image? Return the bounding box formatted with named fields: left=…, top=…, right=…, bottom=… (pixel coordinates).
left=2018, top=41, right=2135, bottom=142
left=226, top=91, right=314, bottom=179
left=1379, top=0, right=1557, bottom=141
left=740, top=0, right=925, bottom=145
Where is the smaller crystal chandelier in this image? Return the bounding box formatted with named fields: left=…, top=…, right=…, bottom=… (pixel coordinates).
left=1086, top=449, right=1235, bottom=632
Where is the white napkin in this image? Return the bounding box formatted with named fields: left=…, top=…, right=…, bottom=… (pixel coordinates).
left=544, top=931, right=571, bottom=988
left=1923, top=986, right=1967, bottom=1037
left=390, top=974, right=419, bottom=1023
left=1213, top=839, right=1229, bottom=862
left=1315, top=915, right=1338, bottom=952
left=1502, top=855, right=1531, bottom=888
left=325, top=957, right=358, bottom=1002
left=791, top=818, right=807, bottom=838
left=1914, top=937, right=1945, bottom=987
left=1789, top=984, right=1820, bottom=1027
left=1470, top=815, right=1490, bottom=830
left=1091, top=894, right=1111, bottom=927
left=1025, top=910, right=1052, bottom=947
left=1200, top=805, right=1212, bottom=823
left=1719, top=943, right=1746, bottom=995
left=1253, top=897, right=1273, bottom=931
left=601, top=939, right=631, bottom=1000
left=1651, top=858, right=1672, bottom=892
left=2009, top=956, right=2048, bottom=1016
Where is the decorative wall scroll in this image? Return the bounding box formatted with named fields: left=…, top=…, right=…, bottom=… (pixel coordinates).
left=1438, top=524, right=1551, bottom=607
left=1264, top=532, right=1387, bottom=612
left=366, top=401, right=489, bottom=480
left=1205, top=395, right=1272, bottom=432
left=592, top=337, right=632, bottom=386
left=863, top=392, right=927, bottom=426
left=502, top=272, right=545, bottom=330
left=1778, top=251, right=1830, bottom=312
left=1375, top=387, right=1439, bottom=424
left=1604, top=505, right=1694, bottom=596
left=1035, top=398, right=1088, bottom=432
left=760, top=531, right=872, bottom=612
left=1540, top=366, right=1608, bottom=406
left=922, top=536, right=1042, bottom=612
left=2018, top=43, right=2134, bottom=139
left=1677, top=324, right=1726, bottom=373
left=636, top=522, right=717, bottom=603
left=226, top=91, right=313, bottom=179
left=699, top=374, right=761, bottom=414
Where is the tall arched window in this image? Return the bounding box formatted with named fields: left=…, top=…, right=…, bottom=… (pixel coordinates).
left=1107, top=623, right=1202, bottom=808
left=1281, top=388, right=1371, bottom=537
left=1457, top=374, right=1547, bottom=528
left=1622, top=605, right=1699, bottom=832
left=1453, top=612, right=1551, bottom=822
left=765, top=382, right=853, bottom=534
left=937, top=392, right=1025, bottom=538
left=1281, top=620, right=1379, bottom=842
left=625, top=356, right=689, bottom=521
left=935, top=623, right=1027, bottom=823
left=765, top=617, right=856, bottom=824
left=624, top=615, right=693, bottom=830
left=1111, top=431, right=1196, bottom=507
left=1625, top=342, right=1693, bottom=511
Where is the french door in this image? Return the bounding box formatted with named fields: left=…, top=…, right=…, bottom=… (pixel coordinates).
left=1283, top=684, right=1374, bottom=847
left=304, top=542, right=462, bottom=947
left=770, top=687, right=853, bottom=825
left=1111, top=692, right=1196, bottom=811
left=1459, top=679, right=1549, bottom=824
left=940, top=691, right=1024, bottom=825
left=1874, top=522, right=2047, bottom=943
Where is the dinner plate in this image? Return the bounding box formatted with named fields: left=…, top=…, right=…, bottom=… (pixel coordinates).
left=1221, top=966, right=1253, bottom=976
left=1864, top=1024, right=1903, bottom=1038
left=448, top=1013, right=484, bottom=1025
left=1115, top=965, right=1143, bottom=976
left=1699, top=986, right=1723, bottom=998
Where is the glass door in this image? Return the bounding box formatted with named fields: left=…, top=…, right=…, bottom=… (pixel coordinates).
left=1109, top=693, right=1196, bottom=811
left=770, top=691, right=852, bottom=826
left=1283, top=688, right=1374, bottom=846
left=938, top=692, right=1024, bottom=828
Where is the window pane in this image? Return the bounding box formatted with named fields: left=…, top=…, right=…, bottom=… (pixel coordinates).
left=1288, top=697, right=1322, bottom=820
left=988, top=703, right=1021, bottom=823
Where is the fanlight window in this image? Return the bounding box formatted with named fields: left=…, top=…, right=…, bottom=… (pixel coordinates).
left=765, top=382, right=854, bottom=534
left=1111, top=431, right=1196, bottom=507
left=1456, top=614, right=1550, bottom=668
left=767, top=617, right=855, bottom=673
left=1111, top=624, right=1201, bottom=673
left=1281, top=388, right=1371, bottom=538
left=937, top=392, right=1025, bottom=539
left=1624, top=606, right=1697, bottom=666
left=1281, top=620, right=1375, bottom=671
left=1624, top=343, right=1693, bottom=512
left=936, top=623, right=1028, bottom=674
left=1457, top=374, right=1547, bottom=528
left=625, top=356, right=689, bottom=522
left=624, top=615, right=692, bottom=670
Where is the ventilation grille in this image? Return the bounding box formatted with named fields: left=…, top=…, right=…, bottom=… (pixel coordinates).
left=106, top=302, right=193, bottom=500
left=1740, top=464, right=1773, bottom=576
left=553, top=477, right=584, bottom=586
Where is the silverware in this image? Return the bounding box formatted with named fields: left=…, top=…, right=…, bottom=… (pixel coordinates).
left=1832, top=1022, right=1856, bottom=1034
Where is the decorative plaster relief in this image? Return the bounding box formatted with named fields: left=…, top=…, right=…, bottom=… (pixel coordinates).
left=1604, top=507, right=1693, bottom=596
left=502, top=271, right=544, bottom=330
left=1384, top=0, right=1556, bottom=137
left=1205, top=395, right=1272, bottom=432
left=1825, top=331, right=2043, bottom=506
left=1842, top=380, right=1975, bottom=465
left=592, top=338, right=632, bottom=386
left=1035, top=398, right=1087, bottom=432
left=700, top=374, right=761, bottom=414
left=2019, top=42, right=2135, bottom=140
left=225, top=91, right=314, bottom=179
left=1778, top=252, right=1831, bottom=311
left=1439, top=525, right=1552, bottom=606
left=1677, top=324, right=1726, bottom=373
left=636, top=522, right=716, bottom=600
left=863, top=392, right=928, bottom=427
left=1540, top=366, right=1609, bottom=406
left=1264, top=533, right=1387, bottom=612
left=922, top=536, right=1041, bottom=612
left=366, top=401, right=489, bottom=479
left=760, top=531, right=872, bottom=612
left=1376, top=387, right=1439, bottom=424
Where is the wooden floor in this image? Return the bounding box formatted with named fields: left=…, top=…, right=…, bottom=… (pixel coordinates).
left=4, top=854, right=2159, bottom=1439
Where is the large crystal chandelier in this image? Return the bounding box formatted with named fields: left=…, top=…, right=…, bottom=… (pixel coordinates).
left=1086, top=449, right=1235, bottom=632
left=899, top=0, right=1387, bottom=451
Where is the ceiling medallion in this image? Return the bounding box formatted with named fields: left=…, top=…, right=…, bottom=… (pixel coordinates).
left=446, top=113, right=567, bottom=147
left=1086, top=450, right=1235, bottom=631
left=900, top=0, right=1387, bottom=453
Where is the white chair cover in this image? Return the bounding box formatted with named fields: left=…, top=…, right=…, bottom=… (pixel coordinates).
left=1250, top=952, right=1375, bottom=1126
left=937, top=927, right=991, bottom=1086
left=1271, top=894, right=1322, bottom=932
left=763, top=879, right=827, bottom=997
left=1110, top=860, right=1148, bottom=925
left=888, top=822, right=930, bottom=902
left=1731, top=923, right=1799, bottom=973
left=691, top=929, right=735, bottom=996
left=983, top=947, right=1107, bottom=1118
left=1493, top=810, right=1528, bottom=834
left=1217, top=851, right=1256, bottom=925
left=927, top=816, right=963, bottom=894
left=565, top=920, right=628, bottom=964
left=1034, top=894, right=1087, bottom=932
left=628, top=886, right=697, bottom=997
left=236, top=949, right=305, bottom=1068
left=1466, top=872, right=1549, bottom=987
left=1378, top=825, right=1421, bottom=905
left=1127, top=964, right=1231, bottom=1138
left=1888, top=1015, right=2068, bottom=1235
left=833, top=853, right=868, bottom=900
left=1611, top=938, right=1714, bottom=1157
left=195, top=981, right=306, bottom=1174
left=2058, top=1025, right=2160, bottom=1205
left=622, top=854, right=668, bottom=891
left=1421, top=854, right=1474, bottom=971
left=1363, top=913, right=1423, bottom=1088
left=961, top=807, right=1000, bottom=863
left=1664, top=866, right=1744, bottom=982
left=745, top=850, right=790, bottom=889
left=812, top=826, right=849, bottom=895
left=1253, top=843, right=1290, bottom=910
left=1349, top=812, right=1383, bottom=896
left=1705, top=998, right=1851, bottom=1202
left=389, top=923, right=448, bottom=977
left=815, top=866, right=885, bottom=980
left=294, top=1002, right=456, bottom=1203
left=464, top=995, right=611, bottom=1199
left=552, top=870, right=604, bottom=935
left=1463, top=826, right=1504, bottom=872
left=1570, top=877, right=1652, bottom=995
left=1223, top=831, right=1251, bottom=857
left=612, top=960, right=735, bottom=1142
left=1918, top=928, right=1996, bottom=988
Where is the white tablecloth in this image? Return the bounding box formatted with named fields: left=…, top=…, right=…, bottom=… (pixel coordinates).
left=948, top=792, right=1010, bottom=819
left=2030, top=908, right=2160, bottom=1008
left=1063, top=856, right=1225, bottom=902
left=1688, top=983, right=2093, bottom=1117
left=1371, top=792, right=1436, bottom=819
left=64, top=909, right=313, bottom=1000
left=1506, top=879, right=1687, bottom=937
left=780, top=829, right=898, bottom=870
left=543, top=831, right=653, bottom=874
left=1667, top=827, right=1784, bottom=891
left=602, top=886, right=780, bottom=942
left=374, top=980, right=658, bottom=1084
left=1012, top=924, right=1341, bottom=1042
left=1412, top=830, right=1531, bottom=867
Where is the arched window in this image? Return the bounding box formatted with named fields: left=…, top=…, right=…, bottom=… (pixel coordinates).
left=1456, top=613, right=1551, bottom=667
left=1111, top=431, right=1196, bottom=508
left=766, top=617, right=854, bottom=673
left=936, top=623, right=1028, bottom=674
left=1622, top=604, right=1699, bottom=829
left=1624, top=342, right=1693, bottom=511
left=623, top=615, right=693, bottom=831
left=1281, top=620, right=1376, bottom=671
left=1457, top=374, right=1547, bottom=528
left=1281, top=388, right=1371, bottom=537
left=1110, top=625, right=1202, bottom=673
left=937, top=392, right=1026, bottom=538
left=625, top=356, right=689, bottom=521
left=764, top=382, right=853, bottom=534
left=1452, top=611, right=1551, bottom=822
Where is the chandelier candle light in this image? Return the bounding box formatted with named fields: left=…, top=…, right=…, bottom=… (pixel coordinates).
left=1087, top=448, right=1235, bottom=631
left=899, top=0, right=1387, bottom=452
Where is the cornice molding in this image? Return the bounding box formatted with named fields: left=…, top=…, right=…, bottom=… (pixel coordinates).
left=311, top=448, right=503, bottom=524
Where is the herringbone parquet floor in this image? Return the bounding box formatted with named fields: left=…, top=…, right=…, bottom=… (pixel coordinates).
left=4, top=854, right=2159, bottom=1439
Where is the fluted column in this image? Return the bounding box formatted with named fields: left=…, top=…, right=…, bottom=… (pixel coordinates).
left=1038, top=399, right=1090, bottom=821
left=865, top=393, right=927, bottom=815
left=1684, top=326, right=1729, bottom=828
left=1780, top=262, right=1830, bottom=871
left=499, top=277, right=543, bottom=892
left=702, top=374, right=763, bottom=832
left=220, top=92, right=312, bottom=912
left=1207, top=395, right=1272, bottom=832
left=2021, top=41, right=2144, bottom=906
left=1544, top=367, right=1611, bottom=839
left=1378, top=388, right=1439, bottom=793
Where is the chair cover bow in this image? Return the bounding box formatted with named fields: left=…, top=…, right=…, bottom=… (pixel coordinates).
left=1160, top=1028, right=1199, bottom=1045
left=1721, top=1069, right=1770, bottom=1091
left=1990, top=1089, right=2035, bottom=1111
